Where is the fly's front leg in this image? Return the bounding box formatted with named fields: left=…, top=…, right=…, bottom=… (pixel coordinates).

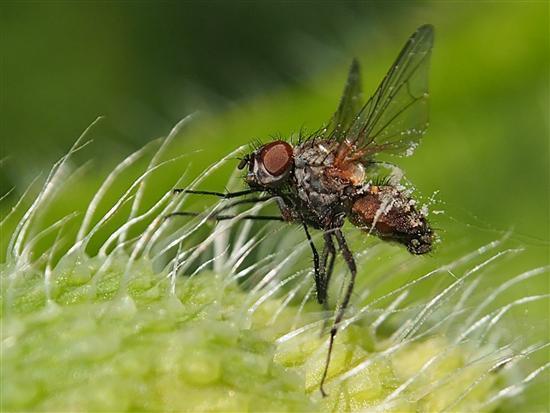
left=166, top=196, right=275, bottom=220
left=173, top=188, right=259, bottom=198
left=169, top=190, right=273, bottom=221
left=319, top=228, right=357, bottom=397
left=214, top=196, right=273, bottom=213
left=165, top=212, right=283, bottom=222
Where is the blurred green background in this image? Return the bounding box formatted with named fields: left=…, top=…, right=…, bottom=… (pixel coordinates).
left=1, top=1, right=548, bottom=243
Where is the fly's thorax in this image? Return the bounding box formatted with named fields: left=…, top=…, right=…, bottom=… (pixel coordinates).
left=294, top=140, right=338, bottom=168
left=294, top=144, right=340, bottom=206
left=349, top=185, right=433, bottom=255
left=294, top=164, right=340, bottom=212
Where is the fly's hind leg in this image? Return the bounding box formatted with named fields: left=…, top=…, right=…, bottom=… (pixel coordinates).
left=319, top=228, right=357, bottom=397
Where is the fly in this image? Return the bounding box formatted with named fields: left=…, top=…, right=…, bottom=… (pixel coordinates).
left=171, top=24, right=435, bottom=396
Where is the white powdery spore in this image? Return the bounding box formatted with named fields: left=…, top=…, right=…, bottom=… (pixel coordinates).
left=404, top=141, right=419, bottom=157
left=420, top=204, right=430, bottom=217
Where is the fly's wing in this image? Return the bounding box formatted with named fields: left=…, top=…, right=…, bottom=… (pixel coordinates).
left=344, top=25, right=434, bottom=158
left=322, top=59, right=363, bottom=140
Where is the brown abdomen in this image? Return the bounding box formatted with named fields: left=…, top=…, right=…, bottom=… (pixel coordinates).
left=348, top=186, right=433, bottom=255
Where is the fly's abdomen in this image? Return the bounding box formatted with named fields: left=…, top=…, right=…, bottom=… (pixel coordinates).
left=348, top=186, right=433, bottom=255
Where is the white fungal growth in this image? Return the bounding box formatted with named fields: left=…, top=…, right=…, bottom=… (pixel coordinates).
left=404, top=141, right=419, bottom=157
left=420, top=203, right=430, bottom=217
left=1, top=118, right=548, bottom=412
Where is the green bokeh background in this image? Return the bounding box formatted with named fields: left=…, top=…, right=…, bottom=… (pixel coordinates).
left=1, top=1, right=549, bottom=411
left=1, top=1, right=548, bottom=240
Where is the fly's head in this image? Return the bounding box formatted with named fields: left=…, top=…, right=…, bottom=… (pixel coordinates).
left=238, top=140, right=294, bottom=189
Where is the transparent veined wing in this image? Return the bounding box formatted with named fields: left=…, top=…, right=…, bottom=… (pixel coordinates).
left=345, top=24, right=434, bottom=158
left=322, top=59, right=363, bottom=141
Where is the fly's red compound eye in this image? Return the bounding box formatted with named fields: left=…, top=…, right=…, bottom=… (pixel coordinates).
left=260, top=141, right=293, bottom=176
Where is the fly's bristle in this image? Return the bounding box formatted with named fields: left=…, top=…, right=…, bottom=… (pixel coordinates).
left=250, top=138, right=264, bottom=151
left=371, top=175, right=392, bottom=187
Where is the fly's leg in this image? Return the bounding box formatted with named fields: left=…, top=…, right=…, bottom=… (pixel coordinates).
left=165, top=212, right=283, bottom=221
left=319, top=228, right=357, bottom=397
left=318, top=232, right=336, bottom=309
left=319, top=232, right=336, bottom=330
left=318, top=242, right=330, bottom=307
left=173, top=189, right=259, bottom=198
left=302, top=223, right=323, bottom=304
left=168, top=193, right=274, bottom=220
left=215, top=197, right=273, bottom=213
left=322, top=232, right=336, bottom=302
